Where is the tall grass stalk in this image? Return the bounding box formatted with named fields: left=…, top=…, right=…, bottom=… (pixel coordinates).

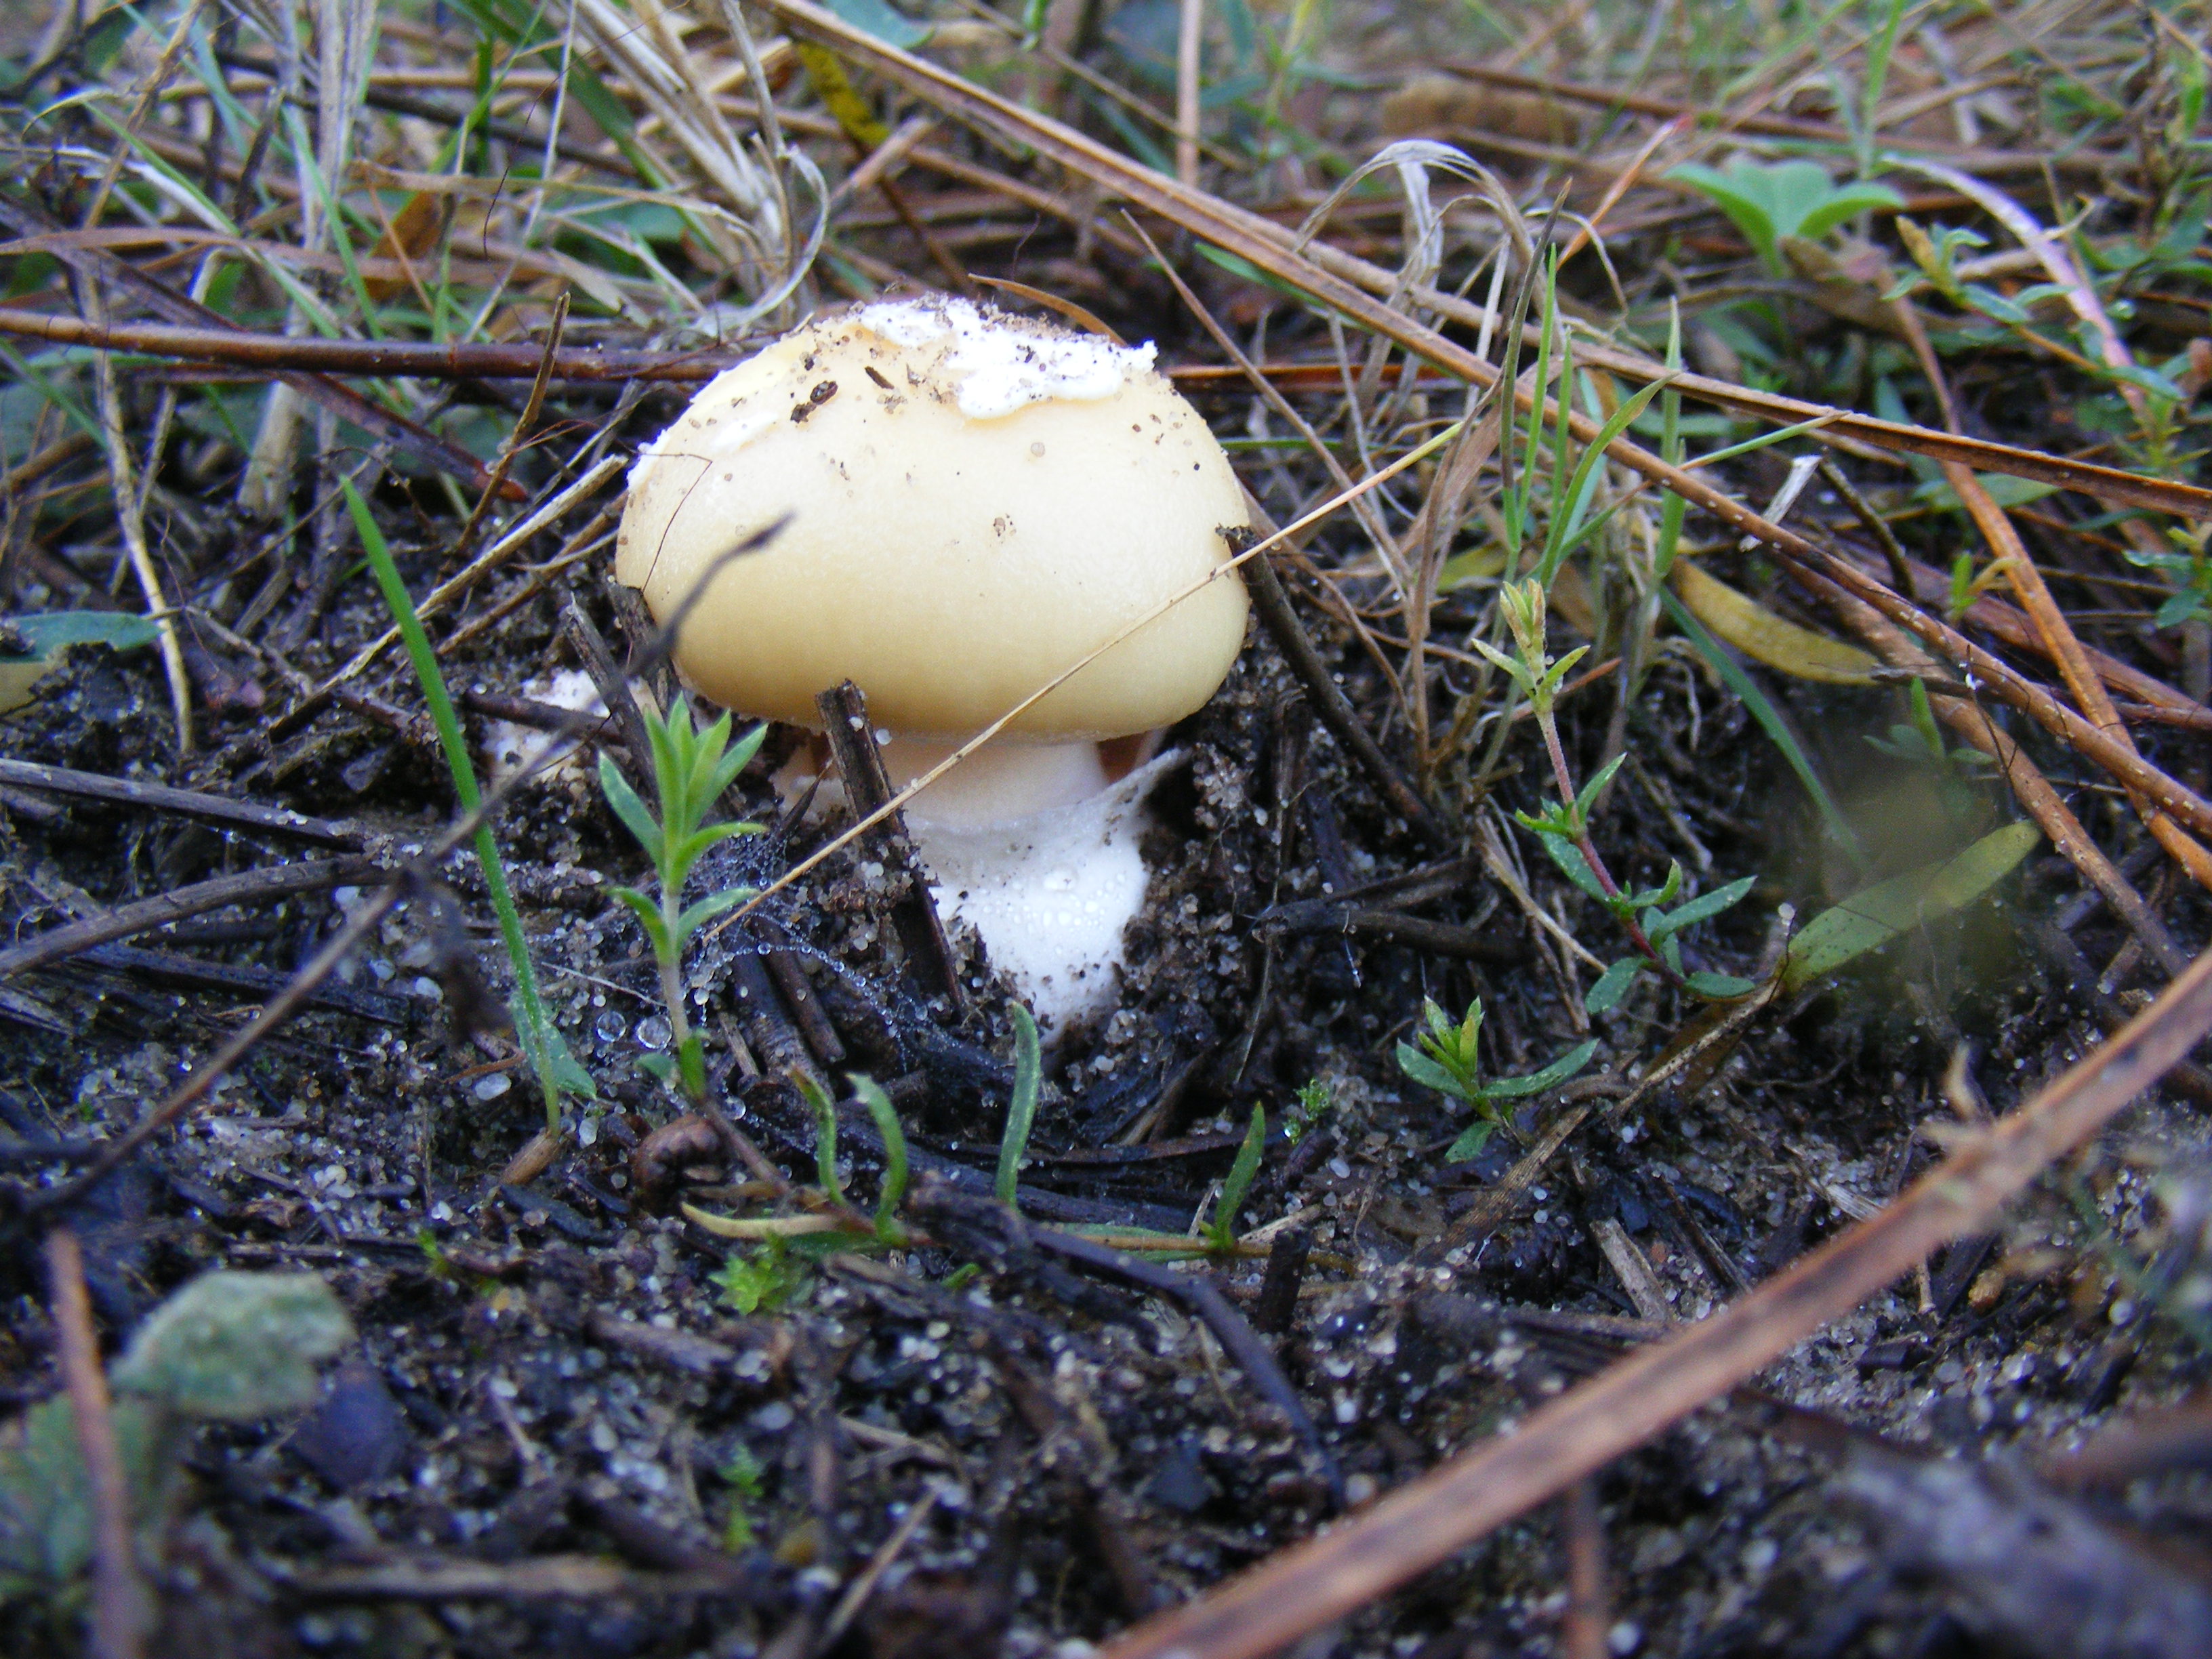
left=344, top=479, right=568, bottom=1134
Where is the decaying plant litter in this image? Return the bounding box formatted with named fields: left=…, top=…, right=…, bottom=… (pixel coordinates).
left=2, top=1, right=2212, bottom=1656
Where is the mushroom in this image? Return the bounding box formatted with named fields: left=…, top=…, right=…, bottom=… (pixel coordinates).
left=614, top=293, right=1249, bottom=1032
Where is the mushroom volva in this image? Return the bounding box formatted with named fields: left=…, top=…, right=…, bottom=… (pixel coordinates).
left=615, top=295, right=1250, bottom=1031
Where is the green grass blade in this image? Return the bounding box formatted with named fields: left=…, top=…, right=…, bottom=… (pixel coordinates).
left=996, top=1006, right=1042, bottom=1208
left=345, top=480, right=567, bottom=1130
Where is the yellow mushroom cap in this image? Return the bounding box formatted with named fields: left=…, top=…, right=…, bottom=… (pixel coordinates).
left=614, top=296, right=1250, bottom=743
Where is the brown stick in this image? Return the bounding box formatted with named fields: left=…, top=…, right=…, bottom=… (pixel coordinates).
left=0, top=855, right=380, bottom=979
left=1096, top=941, right=2212, bottom=1659
left=815, top=681, right=963, bottom=1006
left=0, top=758, right=360, bottom=845
left=1241, top=545, right=1453, bottom=848
left=46, top=1229, right=151, bottom=1659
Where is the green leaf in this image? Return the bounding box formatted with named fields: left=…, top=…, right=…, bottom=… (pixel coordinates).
left=1684, top=971, right=1760, bottom=999
left=1794, top=181, right=1906, bottom=240
left=0, top=612, right=160, bottom=660
left=996, top=1006, right=1042, bottom=1208
left=111, top=1272, right=352, bottom=1419
left=1647, top=874, right=1757, bottom=943
left=1910, top=471, right=2059, bottom=512
left=1211, top=1105, right=1267, bottom=1247
left=1528, top=822, right=1610, bottom=901
left=637, top=1052, right=678, bottom=1086
left=541, top=1024, right=598, bottom=1099
left=1536, top=375, right=1677, bottom=585
left=1444, top=1120, right=1497, bottom=1162
left=821, top=0, right=930, bottom=48
left=1395, top=1041, right=1470, bottom=1101
left=674, top=885, right=758, bottom=944
left=853, top=1074, right=909, bottom=1240
left=1584, top=957, right=1643, bottom=1014
left=1780, top=821, right=2041, bottom=991
left=798, top=1072, right=843, bottom=1204
left=1483, top=1039, right=1598, bottom=1099
left=611, top=886, right=673, bottom=960
left=667, top=820, right=759, bottom=879
left=598, top=754, right=665, bottom=866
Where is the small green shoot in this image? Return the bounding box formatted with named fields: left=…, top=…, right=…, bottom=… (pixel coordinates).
left=1480, top=578, right=1761, bottom=1006
left=598, top=702, right=766, bottom=1103
left=995, top=1006, right=1042, bottom=1208
left=794, top=1071, right=909, bottom=1245
left=2123, top=518, right=2212, bottom=631
left=1396, top=998, right=1597, bottom=1160
left=1865, top=676, right=1996, bottom=824
left=1285, top=1077, right=1334, bottom=1145
left=719, top=1446, right=765, bottom=1551
left=854, top=1075, right=909, bottom=1244
left=1204, top=1105, right=1267, bottom=1252
left=347, top=480, right=590, bottom=1134
left=711, top=1240, right=798, bottom=1316
left=1667, top=159, right=1904, bottom=276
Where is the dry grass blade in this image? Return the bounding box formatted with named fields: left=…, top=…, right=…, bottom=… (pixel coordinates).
left=1098, top=943, right=2212, bottom=1659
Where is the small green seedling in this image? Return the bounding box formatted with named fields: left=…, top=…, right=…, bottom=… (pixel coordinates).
left=0, top=1273, right=352, bottom=1596
left=1397, top=998, right=1597, bottom=1160
left=1285, top=1077, right=1334, bottom=1145
left=2123, top=518, right=2212, bottom=631
left=1667, top=159, right=1904, bottom=276
left=598, top=701, right=766, bottom=1103
left=994, top=1006, right=1042, bottom=1208
left=1483, top=579, right=1759, bottom=1010
left=711, top=1239, right=799, bottom=1315
left=794, top=1071, right=911, bottom=1246
left=1204, top=1105, right=1267, bottom=1252
left=1865, top=676, right=1996, bottom=825
left=719, top=1445, right=766, bottom=1550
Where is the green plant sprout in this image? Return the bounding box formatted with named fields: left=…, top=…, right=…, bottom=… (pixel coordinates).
left=711, top=1239, right=799, bottom=1317
left=347, top=480, right=592, bottom=1134
left=718, top=1445, right=766, bottom=1551
left=2121, top=518, right=2212, bottom=632
left=1203, top=1105, right=1267, bottom=1252
left=1395, top=998, right=1597, bottom=1160
left=1864, top=676, right=1996, bottom=815
left=1886, top=214, right=2204, bottom=481
left=1285, top=1077, right=1334, bottom=1145
left=794, top=1071, right=910, bottom=1246
left=995, top=1006, right=1042, bottom=1208
left=597, top=701, right=766, bottom=1103
left=1666, top=159, right=1904, bottom=277
left=1477, top=577, right=1759, bottom=1012
left=0, top=1272, right=352, bottom=1597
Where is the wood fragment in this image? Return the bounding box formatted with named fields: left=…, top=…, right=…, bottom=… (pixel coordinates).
left=815, top=680, right=963, bottom=1006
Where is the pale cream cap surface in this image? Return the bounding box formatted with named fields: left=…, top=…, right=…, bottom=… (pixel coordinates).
left=614, top=297, right=1250, bottom=742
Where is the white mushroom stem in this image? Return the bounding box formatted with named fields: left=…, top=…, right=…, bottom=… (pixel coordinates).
left=904, top=750, right=1181, bottom=1037
left=777, top=735, right=1173, bottom=1036
left=876, top=735, right=1112, bottom=830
